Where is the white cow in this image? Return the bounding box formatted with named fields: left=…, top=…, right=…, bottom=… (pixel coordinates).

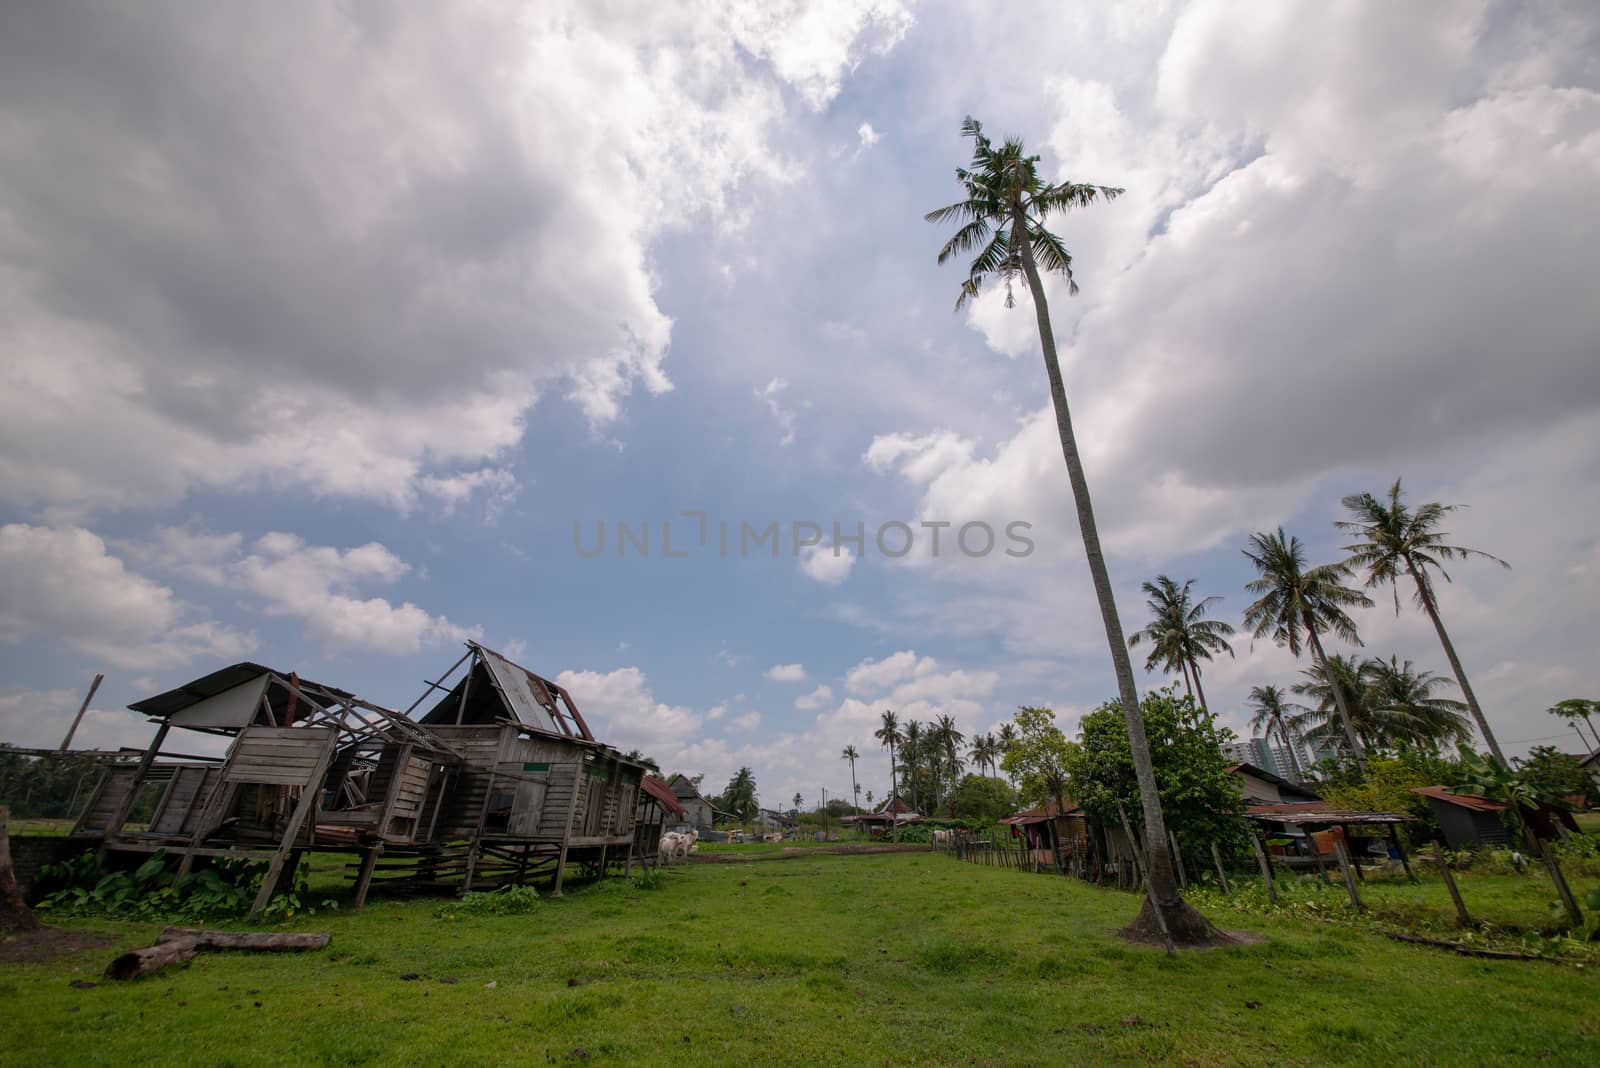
left=658, top=828, right=700, bottom=865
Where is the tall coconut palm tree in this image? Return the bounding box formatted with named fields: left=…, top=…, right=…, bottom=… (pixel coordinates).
left=1127, top=575, right=1236, bottom=711
left=903, top=720, right=925, bottom=811
left=927, top=117, right=1210, bottom=943
left=934, top=714, right=966, bottom=815
left=1242, top=528, right=1374, bottom=772
left=996, top=722, right=1018, bottom=784
left=1338, top=479, right=1511, bottom=768
left=840, top=745, right=861, bottom=815
left=873, top=710, right=902, bottom=843
left=1246, top=684, right=1305, bottom=779
left=1290, top=654, right=1381, bottom=753
left=1364, top=656, right=1471, bottom=752
left=970, top=733, right=1000, bottom=778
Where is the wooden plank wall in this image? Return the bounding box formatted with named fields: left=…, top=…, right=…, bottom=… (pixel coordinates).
left=224, top=727, right=334, bottom=787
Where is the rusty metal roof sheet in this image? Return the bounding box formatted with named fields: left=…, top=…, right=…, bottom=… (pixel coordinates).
left=1246, top=801, right=1414, bottom=824
left=1000, top=800, right=1083, bottom=826
left=1414, top=785, right=1507, bottom=812
left=641, top=774, right=686, bottom=818
left=474, top=643, right=593, bottom=740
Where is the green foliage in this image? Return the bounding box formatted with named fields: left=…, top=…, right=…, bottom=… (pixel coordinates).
left=716, top=766, right=759, bottom=821
left=7, top=853, right=1600, bottom=1064
left=947, top=775, right=1017, bottom=825
left=1516, top=746, right=1590, bottom=804
left=1317, top=754, right=1441, bottom=846
left=35, top=848, right=334, bottom=922
left=0, top=749, right=118, bottom=820
left=1066, top=690, right=1248, bottom=860
left=998, top=706, right=1073, bottom=813
left=434, top=885, right=542, bottom=920
left=1454, top=744, right=1572, bottom=816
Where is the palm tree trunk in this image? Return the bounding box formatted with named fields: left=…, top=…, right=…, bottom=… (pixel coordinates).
left=888, top=743, right=898, bottom=844
left=1014, top=211, right=1212, bottom=941
left=1304, top=623, right=1367, bottom=773
left=1405, top=559, right=1508, bottom=770
left=1179, top=660, right=1195, bottom=701
left=849, top=760, right=859, bottom=817
left=1189, top=660, right=1209, bottom=713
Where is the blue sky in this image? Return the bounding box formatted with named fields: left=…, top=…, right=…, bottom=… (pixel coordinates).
left=3, top=1, right=1599, bottom=810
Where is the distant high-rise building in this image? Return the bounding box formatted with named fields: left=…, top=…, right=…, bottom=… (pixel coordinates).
left=1224, top=734, right=1315, bottom=783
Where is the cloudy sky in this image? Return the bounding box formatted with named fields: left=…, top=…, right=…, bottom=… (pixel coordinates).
left=3, top=1, right=1598, bottom=809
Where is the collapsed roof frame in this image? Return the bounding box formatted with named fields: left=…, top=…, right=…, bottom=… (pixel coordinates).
left=408, top=641, right=593, bottom=741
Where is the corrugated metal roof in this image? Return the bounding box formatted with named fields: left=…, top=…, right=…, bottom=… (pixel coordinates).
left=1414, top=785, right=1507, bottom=812
left=474, top=643, right=593, bottom=740
left=1246, top=801, right=1414, bottom=824
left=129, top=663, right=353, bottom=718
left=641, top=774, right=686, bottom=818
left=1000, top=800, right=1083, bottom=826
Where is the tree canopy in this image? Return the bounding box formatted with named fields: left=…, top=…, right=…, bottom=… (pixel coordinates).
left=1065, top=691, right=1247, bottom=860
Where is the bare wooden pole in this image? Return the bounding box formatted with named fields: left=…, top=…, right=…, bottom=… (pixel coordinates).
left=1249, top=831, right=1277, bottom=904
left=1210, top=841, right=1232, bottom=895
left=1332, top=840, right=1363, bottom=910
left=1531, top=831, right=1583, bottom=927
left=1167, top=831, right=1187, bottom=891
left=1432, top=844, right=1470, bottom=928
left=59, top=673, right=105, bottom=751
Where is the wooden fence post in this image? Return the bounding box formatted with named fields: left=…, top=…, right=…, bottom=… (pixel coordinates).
left=1431, top=844, right=1469, bottom=928
left=1210, top=841, right=1232, bottom=895
left=1249, top=832, right=1277, bottom=904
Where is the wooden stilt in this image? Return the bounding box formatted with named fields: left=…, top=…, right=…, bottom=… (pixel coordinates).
left=1332, top=840, right=1363, bottom=910
left=248, top=737, right=335, bottom=921
left=353, top=846, right=383, bottom=910
left=1388, top=822, right=1414, bottom=882
left=1301, top=828, right=1330, bottom=885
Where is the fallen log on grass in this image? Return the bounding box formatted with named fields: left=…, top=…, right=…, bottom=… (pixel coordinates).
left=105, top=940, right=200, bottom=981
left=105, top=927, right=332, bottom=980
left=156, top=926, right=331, bottom=951
left=1379, top=930, right=1544, bottom=961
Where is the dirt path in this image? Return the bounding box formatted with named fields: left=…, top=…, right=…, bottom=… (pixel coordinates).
left=689, top=843, right=930, bottom=864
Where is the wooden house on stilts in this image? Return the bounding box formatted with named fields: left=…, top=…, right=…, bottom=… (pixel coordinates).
left=73, top=663, right=460, bottom=918
left=392, top=642, right=650, bottom=897
left=68, top=642, right=655, bottom=914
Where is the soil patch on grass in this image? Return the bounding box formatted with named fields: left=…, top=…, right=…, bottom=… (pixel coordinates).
left=0, top=926, right=115, bottom=965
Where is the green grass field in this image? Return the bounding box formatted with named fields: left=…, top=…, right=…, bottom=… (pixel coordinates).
left=4, top=853, right=1597, bottom=1066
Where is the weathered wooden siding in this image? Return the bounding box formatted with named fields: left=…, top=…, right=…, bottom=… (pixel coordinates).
left=223, top=726, right=335, bottom=787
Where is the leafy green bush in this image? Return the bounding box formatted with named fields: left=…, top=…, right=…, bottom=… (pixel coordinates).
left=433, top=885, right=541, bottom=919
left=36, top=848, right=335, bottom=922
